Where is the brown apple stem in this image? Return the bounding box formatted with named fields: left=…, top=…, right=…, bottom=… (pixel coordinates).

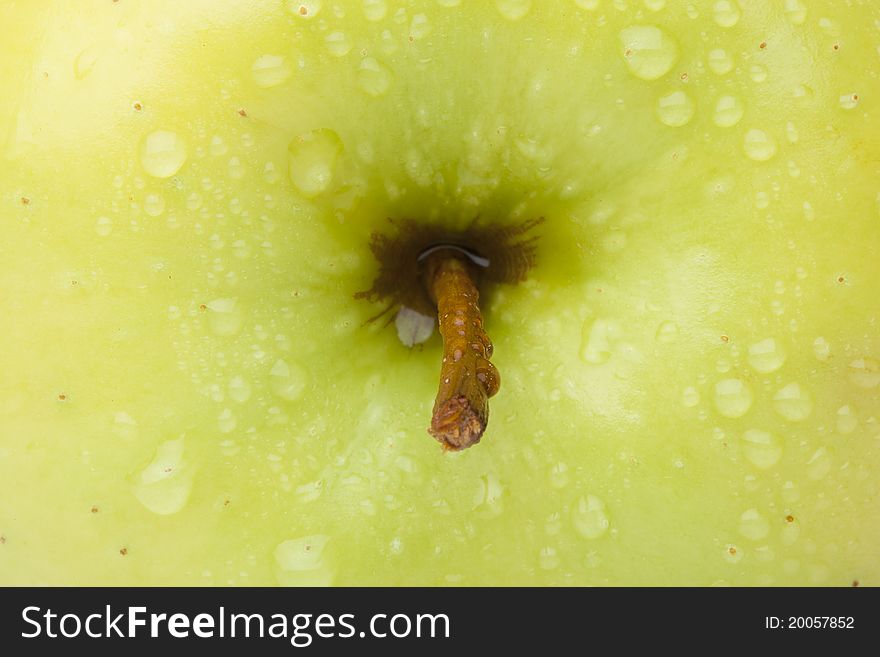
left=422, top=251, right=500, bottom=451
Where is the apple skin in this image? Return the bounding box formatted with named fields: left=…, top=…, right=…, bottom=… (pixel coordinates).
left=0, top=0, right=878, bottom=585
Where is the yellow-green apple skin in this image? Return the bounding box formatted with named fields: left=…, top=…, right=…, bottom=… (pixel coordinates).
left=1, top=0, right=878, bottom=586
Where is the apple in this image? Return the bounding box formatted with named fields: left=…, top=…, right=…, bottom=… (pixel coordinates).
left=0, top=0, right=877, bottom=586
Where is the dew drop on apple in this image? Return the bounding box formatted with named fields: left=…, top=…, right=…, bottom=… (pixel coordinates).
left=749, top=64, right=768, bottom=83
left=205, top=298, right=242, bottom=336
left=73, top=47, right=98, bottom=80
left=325, top=32, right=352, bottom=57
left=773, top=382, right=812, bottom=421
left=713, top=378, right=753, bottom=418
left=580, top=317, right=618, bottom=364
left=270, top=358, right=307, bottom=401
left=812, top=336, right=831, bottom=361
left=743, top=128, right=777, bottom=162
left=644, top=0, right=666, bottom=10
left=357, top=57, right=393, bottom=96
left=363, top=0, right=386, bottom=21
left=707, top=48, right=734, bottom=75
left=495, top=0, right=531, bottom=20
left=550, top=462, right=570, bottom=489
left=655, top=320, right=678, bottom=343
left=287, top=0, right=321, bottom=19
left=713, top=95, right=744, bottom=127
left=574, top=0, right=600, bottom=9
left=682, top=386, right=700, bottom=407
left=783, top=0, right=807, bottom=24
left=251, top=54, right=292, bottom=88
left=95, top=216, right=113, bottom=237
left=139, top=129, right=188, bottom=179
left=656, top=90, right=695, bottom=127
left=619, top=25, right=679, bottom=81
left=409, top=14, right=431, bottom=39
left=131, top=438, right=192, bottom=515
left=228, top=156, right=245, bottom=180
left=217, top=408, right=236, bottom=433
left=712, top=0, right=741, bottom=27
left=741, top=429, right=782, bottom=469
left=113, top=411, right=137, bottom=440
left=228, top=375, right=252, bottom=403
left=571, top=495, right=610, bottom=539
left=287, top=129, right=343, bottom=198
left=747, top=338, right=786, bottom=373
left=209, top=135, right=228, bottom=157
left=806, top=447, right=832, bottom=480
left=539, top=547, right=560, bottom=571
left=848, top=358, right=880, bottom=388
left=836, top=405, right=858, bottom=434
left=738, top=508, right=770, bottom=541
left=143, top=192, right=165, bottom=217
left=274, top=535, right=334, bottom=586
left=781, top=516, right=800, bottom=545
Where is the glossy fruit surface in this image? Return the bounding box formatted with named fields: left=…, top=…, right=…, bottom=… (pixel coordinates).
left=0, top=0, right=877, bottom=585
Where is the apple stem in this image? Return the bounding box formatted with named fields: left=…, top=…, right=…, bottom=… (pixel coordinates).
left=423, top=251, right=499, bottom=451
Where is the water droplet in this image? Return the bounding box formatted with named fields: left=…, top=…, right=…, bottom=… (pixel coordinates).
left=550, top=462, right=570, bottom=488
left=95, top=216, right=113, bottom=236
left=131, top=438, right=192, bottom=515
left=655, top=320, right=678, bottom=343
left=783, top=0, right=807, bottom=25
left=495, top=0, right=531, bottom=20
left=619, top=25, right=679, bottom=81
left=644, top=0, right=666, bottom=10
left=325, top=31, right=352, bottom=57
left=741, top=429, right=783, bottom=469
left=747, top=338, right=786, bottom=373
left=786, top=122, right=799, bottom=143
left=270, top=359, right=307, bottom=401
left=806, top=447, right=832, bottom=480
left=74, top=47, right=98, bottom=80
left=409, top=13, right=431, bottom=39
left=143, top=192, right=165, bottom=217
left=580, top=317, right=619, bottom=364
left=395, top=306, right=435, bottom=347
left=113, top=411, right=137, bottom=440
left=682, top=386, right=700, bottom=407
left=357, top=57, right=393, bottom=96
left=206, top=298, right=243, bottom=336
left=572, top=495, right=610, bottom=539
left=849, top=358, right=880, bottom=388
left=656, top=90, right=695, bottom=127
left=472, top=474, right=504, bottom=518
left=575, top=0, right=600, bottom=8
left=836, top=405, right=858, bottom=434
left=837, top=92, right=860, bottom=110
left=228, top=375, right=252, bottom=403
left=714, top=378, right=754, bottom=418
left=217, top=408, right=236, bottom=433
left=713, top=0, right=741, bottom=27
left=812, top=336, right=831, bottom=361
left=363, top=0, right=387, bottom=21
left=287, top=128, right=343, bottom=198
left=287, top=0, right=321, bottom=19
left=749, top=64, right=768, bottom=82
left=713, top=95, right=744, bottom=127
left=227, top=156, right=245, bottom=180
left=139, top=129, right=188, bottom=178
left=274, top=535, right=334, bottom=586
left=539, top=546, right=560, bottom=570
left=707, top=48, right=734, bottom=74
left=773, top=383, right=813, bottom=421
left=743, top=128, right=777, bottom=161
left=739, top=508, right=770, bottom=541
left=251, top=54, right=292, bottom=88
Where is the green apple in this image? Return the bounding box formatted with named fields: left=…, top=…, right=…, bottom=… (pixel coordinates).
left=1, top=0, right=878, bottom=586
